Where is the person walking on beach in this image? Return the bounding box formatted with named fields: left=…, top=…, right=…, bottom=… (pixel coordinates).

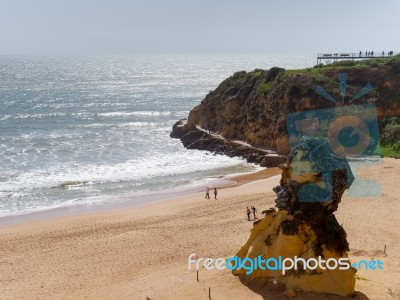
left=246, top=207, right=251, bottom=220
left=214, top=187, right=217, bottom=199
left=251, top=206, right=257, bottom=219
left=205, top=187, right=210, bottom=199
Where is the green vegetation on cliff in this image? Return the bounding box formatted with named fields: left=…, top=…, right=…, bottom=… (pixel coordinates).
left=381, top=117, right=400, bottom=158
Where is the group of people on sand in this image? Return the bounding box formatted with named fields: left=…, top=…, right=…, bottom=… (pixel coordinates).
left=203, top=188, right=258, bottom=220
left=246, top=206, right=257, bottom=221
left=205, top=187, right=217, bottom=199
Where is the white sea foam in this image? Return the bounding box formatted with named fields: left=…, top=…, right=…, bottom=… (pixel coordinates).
left=98, top=111, right=172, bottom=117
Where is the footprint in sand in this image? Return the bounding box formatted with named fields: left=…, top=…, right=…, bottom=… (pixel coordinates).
left=350, top=248, right=387, bottom=257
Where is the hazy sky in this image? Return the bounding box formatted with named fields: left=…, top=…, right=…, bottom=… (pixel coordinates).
left=0, top=0, right=399, bottom=55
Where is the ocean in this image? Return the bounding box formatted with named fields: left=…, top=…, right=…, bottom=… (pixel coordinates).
left=0, top=54, right=314, bottom=218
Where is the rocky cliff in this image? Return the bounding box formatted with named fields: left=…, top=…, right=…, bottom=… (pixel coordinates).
left=171, top=57, right=400, bottom=158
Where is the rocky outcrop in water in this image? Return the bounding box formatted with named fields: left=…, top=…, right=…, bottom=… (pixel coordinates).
left=171, top=119, right=286, bottom=167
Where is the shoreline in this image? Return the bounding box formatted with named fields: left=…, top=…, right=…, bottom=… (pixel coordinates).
left=0, top=167, right=281, bottom=229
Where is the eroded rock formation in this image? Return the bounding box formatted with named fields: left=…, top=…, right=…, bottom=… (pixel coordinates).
left=233, top=137, right=357, bottom=297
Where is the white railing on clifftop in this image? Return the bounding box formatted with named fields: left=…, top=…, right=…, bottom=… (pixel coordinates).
left=316, top=51, right=398, bottom=65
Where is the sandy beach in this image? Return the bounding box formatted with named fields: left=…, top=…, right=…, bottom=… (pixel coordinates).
left=1, top=159, right=399, bottom=300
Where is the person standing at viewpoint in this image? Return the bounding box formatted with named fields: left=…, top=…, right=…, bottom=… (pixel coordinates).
left=214, top=188, right=217, bottom=199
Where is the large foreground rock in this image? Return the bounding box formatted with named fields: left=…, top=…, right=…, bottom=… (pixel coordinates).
left=232, top=137, right=357, bottom=297
left=233, top=210, right=356, bottom=297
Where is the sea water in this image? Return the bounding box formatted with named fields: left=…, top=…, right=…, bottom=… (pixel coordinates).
left=0, top=54, right=313, bottom=218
